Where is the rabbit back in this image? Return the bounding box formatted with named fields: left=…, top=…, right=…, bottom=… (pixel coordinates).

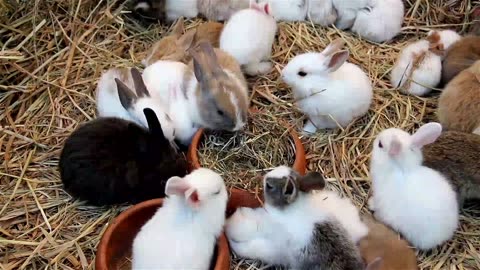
left=441, top=36, right=480, bottom=85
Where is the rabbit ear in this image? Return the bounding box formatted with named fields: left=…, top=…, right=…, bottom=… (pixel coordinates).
left=365, top=257, right=383, bottom=270
left=282, top=176, right=297, bottom=203
left=326, top=50, right=349, bottom=72
left=177, top=29, right=197, bottom=51
left=115, top=78, right=137, bottom=110
left=298, top=172, right=326, bottom=192
left=143, top=108, right=168, bottom=141
left=190, top=41, right=224, bottom=89
left=165, top=176, right=191, bottom=196
left=130, top=68, right=150, bottom=98
left=322, top=39, right=346, bottom=56
left=170, top=17, right=185, bottom=37
left=411, top=122, right=442, bottom=148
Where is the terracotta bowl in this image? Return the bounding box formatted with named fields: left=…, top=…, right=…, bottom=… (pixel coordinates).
left=95, top=198, right=230, bottom=270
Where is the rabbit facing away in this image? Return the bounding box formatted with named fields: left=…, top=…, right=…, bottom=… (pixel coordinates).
left=438, top=60, right=480, bottom=135
left=351, top=0, right=404, bottom=43
left=390, top=30, right=461, bottom=96
left=220, top=1, right=277, bottom=76
left=369, top=123, right=459, bottom=250
left=281, top=39, right=373, bottom=133
left=59, top=108, right=189, bottom=206
left=226, top=166, right=379, bottom=270
left=132, top=168, right=228, bottom=270
left=441, top=35, right=480, bottom=85
left=332, top=0, right=368, bottom=30
left=359, top=214, right=419, bottom=270
left=307, top=0, right=337, bottom=26
left=422, top=131, right=480, bottom=207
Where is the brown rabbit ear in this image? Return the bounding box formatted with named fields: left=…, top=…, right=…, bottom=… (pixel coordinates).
left=190, top=41, right=224, bottom=87
left=130, top=68, right=150, bottom=98
left=298, top=172, right=326, bottom=192
left=170, top=17, right=185, bottom=37
left=115, top=78, right=137, bottom=109
left=177, top=29, right=197, bottom=51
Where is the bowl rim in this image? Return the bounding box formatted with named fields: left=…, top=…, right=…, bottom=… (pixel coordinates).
left=95, top=198, right=230, bottom=270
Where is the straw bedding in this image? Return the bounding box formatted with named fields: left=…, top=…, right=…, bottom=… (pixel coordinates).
left=1, top=0, right=479, bottom=269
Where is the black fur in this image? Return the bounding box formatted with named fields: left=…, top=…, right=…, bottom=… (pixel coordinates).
left=299, top=221, right=364, bottom=270
left=131, top=0, right=167, bottom=23
left=59, top=116, right=188, bottom=206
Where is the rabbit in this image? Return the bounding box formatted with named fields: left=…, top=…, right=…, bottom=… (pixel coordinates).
left=226, top=166, right=380, bottom=270
left=368, top=122, right=459, bottom=250
left=198, top=0, right=250, bottom=21
left=59, top=108, right=189, bottom=206
left=219, top=1, right=277, bottom=76
left=441, top=36, right=480, bottom=85
left=257, top=0, right=307, bottom=22
left=422, top=131, right=480, bottom=207
left=132, top=0, right=167, bottom=22
left=307, top=0, right=337, bottom=26
left=96, top=67, right=176, bottom=142
left=134, top=0, right=198, bottom=21
left=351, top=0, right=404, bottom=43
left=332, top=0, right=368, bottom=30
left=281, top=39, right=373, bottom=133
left=359, top=214, right=419, bottom=270
left=390, top=30, right=461, bottom=96
left=132, top=168, right=228, bottom=270
left=143, top=41, right=249, bottom=133
left=438, top=60, right=480, bottom=134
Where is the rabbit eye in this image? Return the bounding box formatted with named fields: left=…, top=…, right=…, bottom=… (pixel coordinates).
left=266, top=182, right=274, bottom=190
left=217, top=110, right=224, bottom=116
left=213, top=190, right=221, bottom=195
left=298, top=71, right=307, bottom=77
left=378, top=141, right=383, bottom=148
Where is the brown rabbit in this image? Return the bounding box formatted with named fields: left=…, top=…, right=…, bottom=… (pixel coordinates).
left=422, top=131, right=480, bottom=207
left=359, top=214, right=418, bottom=270
left=438, top=60, right=480, bottom=134
left=143, top=18, right=224, bottom=66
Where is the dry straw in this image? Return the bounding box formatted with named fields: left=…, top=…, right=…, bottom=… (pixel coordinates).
left=1, top=0, right=479, bottom=269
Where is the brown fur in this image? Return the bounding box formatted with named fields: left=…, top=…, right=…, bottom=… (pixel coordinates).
left=422, top=131, right=480, bottom=206
left=441, top=36, right=480, bottom=84
left=438, top=60, right=480, bottom=133
left=359, top=215, right=418, bottom=270
left=143, top=19, right=224, bottom=66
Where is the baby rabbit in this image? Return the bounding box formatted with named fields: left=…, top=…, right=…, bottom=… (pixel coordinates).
left=226, top=166, right=378, bottom=270
left=59, top=108, right=189, bottom=206
left=332, top=0, right=368, bottom=30
left=438, top=60, right=480, bottom=134
left=390, top=30, right=461, bottom=96
left=359, top=214, right=419, bottom=270
left=132, top=168, right=228, bottom=269
left=143, top=18, right=224, bottom=66
left=134, top=0, right=198, bottom=22
left=282, top=39, right=373, bottom=133
left=369, top=122, right=459, bottom=250
left=307, top=0, right=337, bottom=26
left=220, top=1, right=277, bottom=75
left=132, top=0, right=166, bottom=22
left=441, top=35, right=480, bottom=85
left=351, top=0, right=404, bottom=43
left=423, top=131, right=480, bottom=207
left=198, top=0, right=250, bottom=21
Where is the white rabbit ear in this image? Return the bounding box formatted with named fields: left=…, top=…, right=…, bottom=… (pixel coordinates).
left=322, top=39, right=346, bottom=56
left=411, top=122, right=442, bottom=149
left=325, top=50, right=349, bottom=72
left=165, top=176, right=191, bottom=196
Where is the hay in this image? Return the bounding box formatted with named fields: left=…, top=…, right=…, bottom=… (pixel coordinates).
left=198, top=107, right=296, bottom=191
left=0, top=0, right=479, bottom=269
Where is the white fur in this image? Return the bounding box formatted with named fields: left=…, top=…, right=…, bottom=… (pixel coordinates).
left=165, top=0, right=199, bottom=21
left=220, top=7, right=277, bottom=76
left=369, top=125, right=459, bottom=250
left=281, top=51, right=373, bottom=133
left=432, top=29, right=462, bottom=53
left=332, top=0, right=368, bottom=29
left=351, top=0, right=404, bottom=43
left=307, top=0, right=337, bottom=26
left=132, top=168, right=228, bottom=269
left=260, top=0, right=308, bottom=22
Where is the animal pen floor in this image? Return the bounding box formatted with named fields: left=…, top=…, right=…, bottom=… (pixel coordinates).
left=1, top=0, right=480, bottom=269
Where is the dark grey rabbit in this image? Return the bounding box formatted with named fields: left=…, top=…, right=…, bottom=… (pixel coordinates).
left=226, top=166, right=381, bottom=270
left=59, top=77, right=188, bottom=206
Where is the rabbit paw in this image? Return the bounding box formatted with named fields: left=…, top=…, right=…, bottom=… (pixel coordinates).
left=302, top=120, right=318, bottom=134
left=226, top=209, right=260, bottom=242
left=244, top=61, right=272, bottom=76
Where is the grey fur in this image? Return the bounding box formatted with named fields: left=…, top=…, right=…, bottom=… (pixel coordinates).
left=115, top=78, right=136, bottom=109
left=298, top=220, right=364, bottom=270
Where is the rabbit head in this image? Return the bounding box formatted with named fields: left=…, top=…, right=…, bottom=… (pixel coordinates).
left=115, top=68, right=175, bottom=141
left=263, top=166, right=326, bottom=208
left=372, top=123, right=443, bottom=169
left=250, top=0, right=271, bottom=15
left=282, top=39, right=349, bottom=91
left=426, top=30, right=461, bottom=57
left=189, top=41, right=248, bottom=131
left=165, top=168, right=228, bottom=214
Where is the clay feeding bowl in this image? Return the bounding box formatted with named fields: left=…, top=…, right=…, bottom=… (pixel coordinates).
left=95, top=198, right=230, bottom=270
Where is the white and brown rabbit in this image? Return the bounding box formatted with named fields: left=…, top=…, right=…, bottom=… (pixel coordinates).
left=369, top=123, right=459, bottom=250
left=226, top=166, right=380, bottom=270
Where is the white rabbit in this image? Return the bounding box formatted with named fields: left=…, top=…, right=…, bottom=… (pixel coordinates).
left=351, top=0, right=404, bottom=43
left=226, top=166, right=373, bottom=270
left=165, top=0, right=199, bottom=21
left=332, top=0, right=368, bottom=30
left=307, top=0, right=337, bottom=26
left=369, top=122, right=459, bottom=250
left=132, top=168, right=228, bottom=269
left=257, top=0, right=308, bottom=22
left=220, top=1, right=277, bottom=76
left=281, top=39, right=373, bottom=133
left=390, top=30, right=461, bottom=96
left=96, top=67, right=176, bottom=142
